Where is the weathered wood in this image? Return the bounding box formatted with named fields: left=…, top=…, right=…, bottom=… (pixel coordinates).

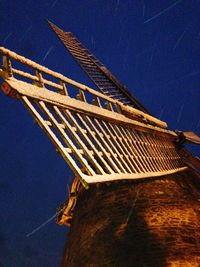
left=1, top=78, right=170, bottom=135
left=0, top=46, right=168, bottom=128
left=182, top=131, right=200, bottom=145
left=4, top=82, right=184, bottom=187
left=16, top=86, right=187, bottom=186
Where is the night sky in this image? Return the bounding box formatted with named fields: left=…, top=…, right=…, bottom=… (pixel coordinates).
left=0, top=1, right=200, bottom=266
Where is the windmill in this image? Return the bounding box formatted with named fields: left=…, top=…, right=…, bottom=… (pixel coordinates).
left=0, top=22, right=200, bottom=266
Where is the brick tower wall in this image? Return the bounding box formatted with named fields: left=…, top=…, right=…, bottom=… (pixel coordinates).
left=61, top=170, right=200, bottom=266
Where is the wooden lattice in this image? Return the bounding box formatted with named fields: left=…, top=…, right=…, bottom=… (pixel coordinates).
left=48, top=21, right=150, bottom=113
left=0, top=47, right=187, bottom=188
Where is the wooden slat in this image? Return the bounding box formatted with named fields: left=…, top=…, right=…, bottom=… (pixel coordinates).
left=136, top=132, right=163, bottom=172
left=20, top=96, right=88, bottom=187
left=101, top=121, right=136, bottom=173
left=93, top=118, right=128, bottom=173
left=125, top=128, right=153, bottom=171
left=38, top=101, right=98, bottom=176
left=56, top=108, right=115, bottom=174
left=119, top=126, right=146, bottom=173
left=4, top=78, right=173, bottom=135
left=77, top=114, right=123, bottom=173
left=82, top=167, right=188, bottom=184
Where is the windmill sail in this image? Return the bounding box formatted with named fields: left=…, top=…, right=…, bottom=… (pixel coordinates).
left=48, top=21, right=150, bottom=114
left=0, top=47, right=186, bottom=187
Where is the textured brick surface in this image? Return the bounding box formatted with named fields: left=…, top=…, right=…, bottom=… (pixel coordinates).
left=61, top=170, right=200, bottom=267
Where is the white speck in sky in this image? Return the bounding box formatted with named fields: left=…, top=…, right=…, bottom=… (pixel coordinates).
left=26, top=213, right=57, bottom=237
left=50, top=0, right=59, bottom=9
left=164, top=71, right=199, bottom=87
left=173, top=23, right=191, bottom=51
left=159, top=107, right=165, bottom=120
left=142, top=4, right=145, bottom=17
left=177, top=103, right=184, bottom=124
left=91, top=35, right=95, bottom=47
left=114, top=0, right=120, bottom=15
left=42, top=45, right=54, bottom=62
left=196, top=119, right=200, bottom=129
left=144, top=0, right=182, bottom=24
left=3, top=32, right=12, bottom=44
left=20, top=26, right=32, bottom=42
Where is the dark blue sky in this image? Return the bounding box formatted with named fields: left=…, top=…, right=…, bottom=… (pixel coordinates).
left=0, top=1, right=200, bottom=266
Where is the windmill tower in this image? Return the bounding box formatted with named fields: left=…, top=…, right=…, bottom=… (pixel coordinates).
left=0, top=22, right=200, bottom=266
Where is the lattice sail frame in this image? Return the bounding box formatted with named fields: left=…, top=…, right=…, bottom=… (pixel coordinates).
left=0, top=47, right=187, bottom=188
left=48, top=21, right=150, bottom=114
